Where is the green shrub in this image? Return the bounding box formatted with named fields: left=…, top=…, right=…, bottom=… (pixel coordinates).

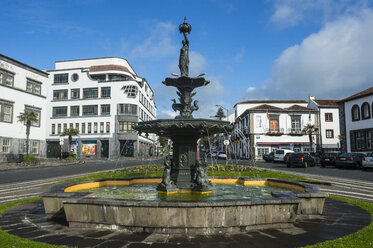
left=65, top=156, right=74, bottom=160
left=23, top=156, right=38, bottom=163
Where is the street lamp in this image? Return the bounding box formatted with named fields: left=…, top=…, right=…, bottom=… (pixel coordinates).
left=216, top=104, right=229, bottom=122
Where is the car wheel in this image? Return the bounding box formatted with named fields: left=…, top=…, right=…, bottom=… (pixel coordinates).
left=362, top=167, right=367, bottom=171
left=304, top=161, right=308, bottom=168
left=321, top=164, right=325, bottom=168
left=355, top=163, right=359, bottom=169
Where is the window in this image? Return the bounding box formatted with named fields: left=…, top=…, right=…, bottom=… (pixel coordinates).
left=51, top=124, right=55, bottom=134
left=257, top=148, right=269, bottom=158
left=53, top=107, right=67, bottom=117
left=30, top=140, right=39, bottom=154
left=54, top=73, right=68, bottom=84
left=24, top=107, right=41, bottom=127
left=83, top=88, right=98, bottom=99
left=53, top=90, right=68, bottom=100
left=269, top=115, right=279, bottom=132
left=118, top=104, right=137, bottom=115
left=100, top=122, right=104, bottom=133
left=71, top=73, right=79, bottom=82
left=82, top=105, right=98, bottom=116
left=88, top=123, right=92, bottom=133
left=70, top=106, right=79, bottom=116
left=71, top=89, right=80, bottom=99
left=106, top=122, right=110, bottom=133
left=122, top=85, right=138, bottom=97
left=362, top=102, right=371, bottom=120
left=81, top=123, right=86, bottom=133
left=255, top=116, right=262, bottom=128
left=291, top=115, right=301, bottom=132
left=91, top=74, right=106, bottom=81
left=1, top=138, right=11, bottom=153
left=325, top=113, right=333, bottom=122
left=69, top=123, right=73, bottom=129
left=101, top=104, right=110, bottom=115
left=75, top=123, right=79, bottom=132
left=0, top=68, right=14, bottom=87
left=0, top=100, right=13, bottom=123
left=94, top=122, right=98, bottom=133
left=63, top=123, right=67, bottom=132
left=57, top=124, right=61, bottom=134
left=326, top=129, right=334, bottom=138
left=352, top=105, right=360, bottom=121
left=119, top=121, right=136, bottom=133
left=101, top=87, right=111, bottom=98
left=350, top=129, right=373, bottom=152
left=26, top=79, right=42, bottom=95
left=108, top=74, right=127, bottom=81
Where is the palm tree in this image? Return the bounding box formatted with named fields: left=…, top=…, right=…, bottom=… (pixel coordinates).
left=17, top=110, right=39, bottom=156
left=61, top=128, right=79, bottom=153
left=303, top=124, right=319, bottom=152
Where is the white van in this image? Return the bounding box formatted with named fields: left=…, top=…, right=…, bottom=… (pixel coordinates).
left=274, top=149, right=294, bottom=162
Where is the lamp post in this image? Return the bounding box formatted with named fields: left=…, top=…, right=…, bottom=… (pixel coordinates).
left=216, top=104, right=229, bottom=122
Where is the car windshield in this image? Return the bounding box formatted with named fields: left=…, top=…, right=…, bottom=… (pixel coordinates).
left=323, top=153, right=339, bottom=158
left=275, top=150, right=284, bottom=155
left=290, top=153, right=304, bottom=158
left=340, top=153, right=354, bottom=157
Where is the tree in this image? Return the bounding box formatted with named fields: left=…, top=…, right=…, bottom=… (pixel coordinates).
left=17, top=110, right=39, bottom=156
left=61, top=128, right=79, bottom=153
left=303, top=124, right=319, bottom=152
left=215, top=107, right=226, bottom=120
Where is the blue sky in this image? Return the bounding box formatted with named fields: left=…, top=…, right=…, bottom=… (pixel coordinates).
left=1, top=0, right=373, bottom=118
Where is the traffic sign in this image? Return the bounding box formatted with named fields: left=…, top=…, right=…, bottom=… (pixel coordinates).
left=224, top=140, right=230, bottom=146
left=59, top=137, right=64, bottom=145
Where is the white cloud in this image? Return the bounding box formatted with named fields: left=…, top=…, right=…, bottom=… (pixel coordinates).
left=130, top=22, right=178, bottom=60
left=158, top=110, right=177, bottom=119
left=246, top=87, right=255, bottom=92
left=242, top=9, right=373, bottom=100
left=168, top=51, right=207, bottom=77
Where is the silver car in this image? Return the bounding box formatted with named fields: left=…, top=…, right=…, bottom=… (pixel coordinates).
left=362, top=152, right=373, bottom=171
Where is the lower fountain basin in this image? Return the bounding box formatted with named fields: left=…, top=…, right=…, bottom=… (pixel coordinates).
left=42, top=177, right=327, bottom=234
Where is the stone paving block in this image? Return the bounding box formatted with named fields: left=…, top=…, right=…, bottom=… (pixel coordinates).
left=84, top=230, right=113, bottom=238
left=76, top=238, right=105, bottom=247
left=7, top=226, right=38, bottom=235
left=18, top=230, right=50, bottom=239
left=110, top=232, right=150, bottom=241
left=94, top=240, right=129, bottom=248
left=32, top=234, right=68, bottom=243
left=52, top=236, right=85, bottom=246
left=126, top=242, right=151, bottom=248
left=143, top=233, right=169, bottom=243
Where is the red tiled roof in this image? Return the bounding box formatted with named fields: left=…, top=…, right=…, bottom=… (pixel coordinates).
left=285, top=105, right=314, bottom=111
left=234, top=100, right=307, bottom=108
left=338, top=86, right=373, bottom=103
left=249, top=104, right=283, bottom=111
left=313, top=99, right=339, bottom=107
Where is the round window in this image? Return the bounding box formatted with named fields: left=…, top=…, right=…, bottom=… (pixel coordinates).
left=71, top=73, right=79, bottom=82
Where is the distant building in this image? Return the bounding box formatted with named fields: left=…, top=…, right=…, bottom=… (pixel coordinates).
left=308, top=97, right=341, bottom=152
left=232, top=100, right=318, bottom=160
left=0, top=54, right=49, bottom=162
left=46, top=57, right=157, bottom=159
left=338, top=87, right=373, bottom=153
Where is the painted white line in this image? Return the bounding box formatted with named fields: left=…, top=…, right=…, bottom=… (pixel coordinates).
left=0, top=192, right=41, bottom=203
left=321, top=188, right=373, bottom=198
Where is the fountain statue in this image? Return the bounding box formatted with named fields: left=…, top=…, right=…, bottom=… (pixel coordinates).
left=134, top=17, right=233, bottom=193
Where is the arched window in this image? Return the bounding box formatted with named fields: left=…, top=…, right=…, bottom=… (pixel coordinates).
left=351, top=104, right=360, bottom=121
left=361, top=102, right=371, bottom=120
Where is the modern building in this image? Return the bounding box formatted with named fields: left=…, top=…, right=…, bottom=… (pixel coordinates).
left=308, top=97, right=341, bottom=152
left=0, top=54, right=49, bottom=162
left=232, top=100, right=318, bottom=160
left=338, top=86, right=373, bottom=153
left=46, top=57, right=157, bottom=159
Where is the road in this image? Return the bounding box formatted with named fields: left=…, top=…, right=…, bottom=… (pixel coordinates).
left=0, top=159, right=372, bottom=203
left=249, top=161, right=373, bottom=203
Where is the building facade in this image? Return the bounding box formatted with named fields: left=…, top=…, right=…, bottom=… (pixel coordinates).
left=308, top=97, right=341, bottom=152
left=46, top=57, right=157, bottom=159
left=232, top=100, right=318, bottom=160
left=0, top=54, right=49, bottom=162
left=338, top=87, right=373, bottom=153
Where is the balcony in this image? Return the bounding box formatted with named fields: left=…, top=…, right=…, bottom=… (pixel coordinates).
left=287, top=128, right=304, bottom=136
left=265, top=128, right=284, bottom=136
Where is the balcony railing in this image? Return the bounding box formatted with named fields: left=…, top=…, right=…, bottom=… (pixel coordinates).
left=265, top=128, right=284, bottom=136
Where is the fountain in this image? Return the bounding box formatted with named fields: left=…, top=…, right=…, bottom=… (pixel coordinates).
left=42, top=18, right=327, bottom=234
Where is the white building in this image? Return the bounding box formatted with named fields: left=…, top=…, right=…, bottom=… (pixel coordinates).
left=0, top=54, right=49, bottom=162
left=46, top=57, right=157, bottom=159
left=338, top=87, right=373, bottom=153
left=308, top=97, right=341, bottom=152
left=232, top=100, right=318, bottom=160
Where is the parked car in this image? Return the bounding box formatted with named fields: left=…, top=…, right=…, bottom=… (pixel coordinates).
left=362, top=152, right=373, bottom=171
left=320, top=153, right=341, bottom=167
left=309, top=152, right=321, bottom=166
left=217, top=151, right=227, bottom=160
left=263, top=152, right=274, bottom=162
left=335, top=153, right=364, bottom=169
left=284, top=153, right=292, bottom=163
left=286, top=152, right=315, bottom=168
left=274, top=149, right=294, bottom=162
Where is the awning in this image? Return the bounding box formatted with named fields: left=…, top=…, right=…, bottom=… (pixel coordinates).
left=256, top=142, right=312, bottom=146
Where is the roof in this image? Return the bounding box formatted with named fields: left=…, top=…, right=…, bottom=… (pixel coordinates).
left=313, top=99, right=339, bottom=107
left=338, top=86, right=373, bottom=103
left=234, top=100, right=307, bottom=108
left=237, top=104, right=316, bottom=119
left=90, top=65, right=133, bottom=75
left=0, top=54, right=49, bottom=77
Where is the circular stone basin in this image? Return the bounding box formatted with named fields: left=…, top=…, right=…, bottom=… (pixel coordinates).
left=77, top=184, right=301, bottom=202
left=42, top=177, right=328, bottom=234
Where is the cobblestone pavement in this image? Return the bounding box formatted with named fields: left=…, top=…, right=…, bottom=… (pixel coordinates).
left=0, top=198, right=370, bottom=248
